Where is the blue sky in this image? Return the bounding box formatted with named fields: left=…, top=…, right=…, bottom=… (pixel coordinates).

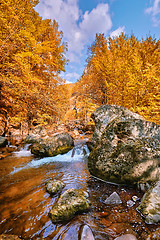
left=35, top=0, right=160, bottom=83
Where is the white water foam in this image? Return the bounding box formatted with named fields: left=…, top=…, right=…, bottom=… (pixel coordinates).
left=13, top=144, right=32, bottom=157
left=10, top=144, right=90, bottom=174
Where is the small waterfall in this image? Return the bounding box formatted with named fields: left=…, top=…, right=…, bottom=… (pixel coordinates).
left=13, top=144, right=32, bottom=157
left=10, top=143, right=90, bottom=174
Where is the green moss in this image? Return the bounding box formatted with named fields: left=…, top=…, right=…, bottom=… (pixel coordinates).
left=49, top=189, right=91, bottom=222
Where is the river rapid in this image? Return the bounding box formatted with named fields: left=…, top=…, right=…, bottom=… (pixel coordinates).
left=0, top=139, right=159, bottom=239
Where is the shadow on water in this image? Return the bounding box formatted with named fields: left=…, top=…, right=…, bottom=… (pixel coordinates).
left=0, top=141, right=159, bottom=239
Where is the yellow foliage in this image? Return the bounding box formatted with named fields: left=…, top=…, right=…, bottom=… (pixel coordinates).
left=0, top=0, right=69, bottom=129
left=78, top=33, right=160, bottom=124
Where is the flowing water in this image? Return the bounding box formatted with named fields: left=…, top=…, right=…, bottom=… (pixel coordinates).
left=0, top=139, right=159, bottom=240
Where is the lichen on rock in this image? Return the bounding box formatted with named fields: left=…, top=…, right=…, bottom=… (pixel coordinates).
left=49, top=188, right=91, bottom=222
left=46, top=180, right=65, bottom=194
left=31, top=132, right=74, bottom=157
left=137, top=181, right=160, bottom=224
left=88, top=105, right=160, bottom=187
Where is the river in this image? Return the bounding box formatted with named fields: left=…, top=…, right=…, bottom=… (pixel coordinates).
left=0, top=139, right=159, bottom=239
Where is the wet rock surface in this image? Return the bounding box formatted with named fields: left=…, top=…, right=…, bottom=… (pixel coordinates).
left=105, top=192, right=122, bottom=205
left=137, top=181, right=160, bottom=224
left=46, top=180, right=65, bottom=194
left=49, top=188, right=91, bottom=222
left=79, top=225, right=95, bottom=240
left=31, top=132, right=74, bottom=157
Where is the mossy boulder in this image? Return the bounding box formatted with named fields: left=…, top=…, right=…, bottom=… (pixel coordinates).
left=137, top=181, right=160, bottom=224
left=46, top=180, right=65, bottom=194
left=88, top=105, right=160, bottom=187
left=31, top=132, right=74, bottom=157
left=24, top=134, right=42, bottom=144
left=49, top=188, right=91, bottom=222
left=91, top=104, right=144, bottom=146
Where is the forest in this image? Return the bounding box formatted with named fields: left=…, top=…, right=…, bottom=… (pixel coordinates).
left=0, top=0, right=160, bottom=137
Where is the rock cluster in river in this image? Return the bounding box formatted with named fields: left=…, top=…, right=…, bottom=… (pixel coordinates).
left=88, top=104, right=160, bottom=224
left=49, top=188, right=91, bottom=222
left=31, top=132, right=74, bottom=157
left=46, top=180, right=91, bottom=223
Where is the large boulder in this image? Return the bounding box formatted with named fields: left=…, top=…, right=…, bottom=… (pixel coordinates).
left=88, top=105, right=160, bottom=187
left=24, top=134, right=42, bottom=144
left=137, top=181, right=160, bottom=224
left=49, top=188, right=91, bottom=222
left=91, top=105, right=144, bottom=146
left=31, top=132, right=74, bottom=157
left=0, top=136, right=8, bottom=148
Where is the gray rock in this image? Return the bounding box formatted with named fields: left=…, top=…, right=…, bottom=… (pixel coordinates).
left=24, top=134, right=41, bottom=144
left=127, top=200, right=135, bottom=207
left=88, top=105, right=160, bottom=186
left=105, top=192, right=122, bottom=205
left=91, top=105, right=144, bottom=146
left=80, top=225, right=95, bottom=240
left=0, top=136, right=8, bottom=148
left=114, top=234, right=138, bottom=240
left=137, top=181, right=160, bottom=224
left=49, top=188, right=91, bottom=222
left=31, top=132, right=74, bottom=157
left=46, top=180, right=65, bottom=194
left=132, top=196, right=139, bottom=202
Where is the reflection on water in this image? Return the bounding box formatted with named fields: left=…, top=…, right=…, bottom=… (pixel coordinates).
left=0, top=142, right=159, bottom=239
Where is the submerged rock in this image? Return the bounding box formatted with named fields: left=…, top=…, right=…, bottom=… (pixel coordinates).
left=137, top=181, right=160, bottom=224
left=88, top=105, right=160, bottom=187
left=80, top=225, right=95, bottom=240
left=114, top=234, right=138, bottom=240
left=49, top=188, right=91, bottom=222
left=105, top=192, right=122, bottom=205
left=0, top=136, right=8, bottom=148
left=46, top=180, right=65, bottom=194
left=31, top=132, right=74, bottom=157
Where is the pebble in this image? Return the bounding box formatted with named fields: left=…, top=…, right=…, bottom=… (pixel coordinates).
left=114, top=234, right=138, bottom=240
left=80, top=225, right=95, bottom=240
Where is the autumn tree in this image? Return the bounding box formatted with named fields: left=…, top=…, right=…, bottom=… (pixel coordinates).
left=0, top=0, right=68, bottom=134
left=78, top=33, right=160, bottom=124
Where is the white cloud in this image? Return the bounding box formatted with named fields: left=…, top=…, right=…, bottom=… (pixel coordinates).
left=35, top=0, right=113, bottom=82
left=145, top=0, right=160, bottom=26
left=60, top=71, right=81, bottom=82
left=110, top=26, right=125, bottom=38
left=35, top=0, right=112, bottom=57
left=65, top=72, right=81, bottom=80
